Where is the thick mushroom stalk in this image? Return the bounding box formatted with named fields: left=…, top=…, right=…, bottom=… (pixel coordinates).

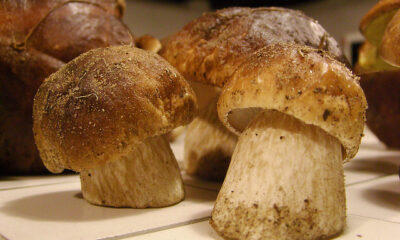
left=184, top=97, right=237, bottom=181
left=80, top=136, right=184, bottom=208
left=211, top=110, right=345, bottom=239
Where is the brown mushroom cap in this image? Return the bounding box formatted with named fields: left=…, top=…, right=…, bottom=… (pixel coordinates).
left=217, top=44, right=367, bottom=161
left=0, top=0, right=132, bottom=174
left=379, top=9, right=400, bottom=66
left=360, top=0, right=400, bottom=46
left=160, top=7, right=347, bottom=88
left=33, top=45, right=197, bottom=173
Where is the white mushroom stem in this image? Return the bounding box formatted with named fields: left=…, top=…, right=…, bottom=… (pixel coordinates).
left=80, top=135, right=184, bottom=208
left=184, top=97, right=237, bottom=181
left=211, top=110, right=345, bottom=240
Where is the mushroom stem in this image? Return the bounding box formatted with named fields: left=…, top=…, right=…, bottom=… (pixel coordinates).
left=80, top=135, right=184, bottom=208
left=184, top=97, right=237, bottom=181
left=211, top=110, right=345, bottom=240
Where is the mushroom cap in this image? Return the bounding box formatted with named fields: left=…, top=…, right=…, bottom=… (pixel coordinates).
left=356, top=41, right=399, bottom=73
left=379, top=10, right=400, bottom=66
left=217, top=44, right=367, bottom=161
left=33, top=45, right=197, bottom=173
left=160, top=7, right=347, bottom=88
left=360, top=0, right=400, bottom=46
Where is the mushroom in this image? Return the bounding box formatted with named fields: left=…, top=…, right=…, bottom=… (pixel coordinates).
left=359, top=0, right=400, bottom=66
left=160, top=7, right=348, bottom=181
left=33, top=45, right=197, bottom=207
left=357, top=1, right=400, bottom=148
left=184, top=95, right=238, bottom=181
left=211, top=44, right=367, bottom=239
left=0, top=0, right=133, bottom=174
left=136, top=34, right=162, bottom=53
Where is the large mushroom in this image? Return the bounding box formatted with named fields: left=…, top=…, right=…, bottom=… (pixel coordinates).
left=160, top=7, right=348, bottom=181
left=0, top=0, right=132, bottom=174
left=33, top=45, right=197, bottom=207
left=210, top=44, right=367, bottom=239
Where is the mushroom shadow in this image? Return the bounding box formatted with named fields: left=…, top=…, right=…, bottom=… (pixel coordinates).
left=0, top=176, right=19, bottom=181
left=0, top=190, right=143, bottom=222
left=184, top=185, right=218, bottom=203
left=183, top=175, right=222, bottom=193
left=344, top=156, right=400, bottom=175
left=362, top=180, right=400, bottom=211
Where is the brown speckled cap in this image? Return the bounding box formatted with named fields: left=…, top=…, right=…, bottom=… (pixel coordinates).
left=217, top=44, right=367, bottom=161
left=33, top=45, right=197, bottom=173
left=160, top=7, right=348, bottom=88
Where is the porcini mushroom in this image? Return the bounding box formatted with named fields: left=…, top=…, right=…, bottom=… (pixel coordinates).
left=359, top=0, right=400, bottom=66
left=0, top=0, right=133, bottom=174
left=184, top=95, right=238, bottom=181
left=160, top=7, right=348, bottom=181
left=357, top=1, right=400, bottom=148
left=211, top=44, right=367, bottom=239
left=33, top=45, right=197, bottom=207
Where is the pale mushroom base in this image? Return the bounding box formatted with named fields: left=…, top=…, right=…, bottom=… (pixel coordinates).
left=184, top=97, right=237, bottom=181
left=80, top=136, right=185, bottom=208
left=211, top=110, right=345, bottom=240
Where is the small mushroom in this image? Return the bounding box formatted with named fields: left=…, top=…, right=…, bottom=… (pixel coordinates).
left=136, top=34, right=162, bottom=53
left=211, top=44, right=367, bottom=239
left=33, top=45, right=197, bottom=208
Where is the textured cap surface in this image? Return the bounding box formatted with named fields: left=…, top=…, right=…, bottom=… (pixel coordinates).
left=218, top=44, right=366, bottom=160
left=160, top=7, right=347, bottom=88
left=33, top=45, right=197, bottom=172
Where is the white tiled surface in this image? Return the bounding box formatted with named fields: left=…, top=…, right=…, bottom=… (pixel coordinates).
left=0, top=128, right=399, bottom=240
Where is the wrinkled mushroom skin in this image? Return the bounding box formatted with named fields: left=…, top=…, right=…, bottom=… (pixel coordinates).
left=81, top=136, right=184, bottom=208
left=33, top=45, right=197, bottom=207
left=211, top=110, right=345, bottom=240
left=0, top=0, right=132, bottom=174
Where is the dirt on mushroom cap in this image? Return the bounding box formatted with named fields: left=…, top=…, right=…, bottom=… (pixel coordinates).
left=33, top=45, right=197, bottom=172
left=217, top=44, right=367, bottom=161
left=160, top=7, right=348, bottom=88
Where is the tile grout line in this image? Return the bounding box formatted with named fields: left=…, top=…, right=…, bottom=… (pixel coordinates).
left=0, top=180, right=79, bottom=192
left=98, top=216, right=210, bottom=240
left=0, top=172, right=393, bottom=193
left=348, top=214, right=400, bottom=225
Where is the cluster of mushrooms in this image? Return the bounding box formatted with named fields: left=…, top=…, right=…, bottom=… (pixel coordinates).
left=3, top=1, right=367, bottom=240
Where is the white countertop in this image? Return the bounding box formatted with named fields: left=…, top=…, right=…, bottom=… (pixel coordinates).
left=0, top=128, right=399, bottom=240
